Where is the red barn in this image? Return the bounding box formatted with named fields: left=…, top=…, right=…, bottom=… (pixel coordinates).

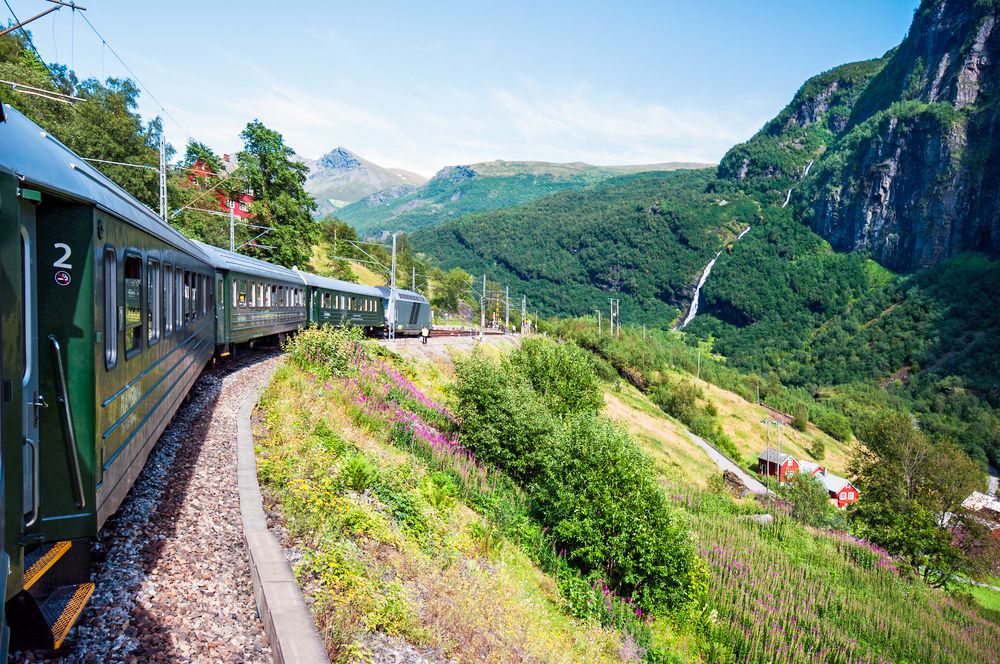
left=757, top=450, right=799, bottom=483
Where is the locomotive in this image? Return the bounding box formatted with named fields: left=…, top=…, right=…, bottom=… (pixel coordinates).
left=0, top=102, right=429, bottom=654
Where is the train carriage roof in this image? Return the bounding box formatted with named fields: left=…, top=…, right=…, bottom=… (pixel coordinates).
left=375, top=286, right=430, bottom=304
left=0, top=104, right=214, bottom=264
left=193, top=240, right=306, bottom=284
left=292, top=269, right=384, bottom=297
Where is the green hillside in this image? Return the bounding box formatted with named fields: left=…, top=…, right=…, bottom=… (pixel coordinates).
left=338, top=161, right=711, bottom=237
left=412, top=169, right=760, bottom=323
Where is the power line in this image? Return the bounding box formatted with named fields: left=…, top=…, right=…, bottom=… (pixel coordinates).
left=76, top=10, right=190, bottom=139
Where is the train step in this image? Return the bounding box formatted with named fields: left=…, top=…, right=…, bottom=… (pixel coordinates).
left=7, top=540, right=93, bottom=650
left=23, top=541, right=72, bottom=591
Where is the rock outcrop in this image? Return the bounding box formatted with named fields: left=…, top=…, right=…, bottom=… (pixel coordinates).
left=803, top=0, right=999, bottom=271
left=721, top=0, right=999, bottom=272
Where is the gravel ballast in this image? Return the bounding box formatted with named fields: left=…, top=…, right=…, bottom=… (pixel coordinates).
left=15, top=352, right=282, bottom=663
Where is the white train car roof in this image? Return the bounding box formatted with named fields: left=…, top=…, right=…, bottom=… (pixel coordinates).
left=194, top=240, right=305, bottom=285
left=292, top=269, right=384, bottom=297
left=0, top=104, right=214, bottom=264
left=375, top=286, right=430, bottom=304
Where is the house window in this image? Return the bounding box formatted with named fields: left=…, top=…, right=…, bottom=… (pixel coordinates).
left=840, top=492, right=846, bottom=500
left=123, top=253, right=143, bottom=357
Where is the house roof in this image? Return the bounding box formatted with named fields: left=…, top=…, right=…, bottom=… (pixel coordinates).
left=798, top=460, right=825, bottom=475
left=758, top=449, right=794, bottom=464
left=963, top=491, right=1000, bottom=514
left=823, top=473, right=855, bottom=494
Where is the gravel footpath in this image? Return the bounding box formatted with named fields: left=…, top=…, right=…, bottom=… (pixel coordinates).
left=14, top=352, right=281, bottom=663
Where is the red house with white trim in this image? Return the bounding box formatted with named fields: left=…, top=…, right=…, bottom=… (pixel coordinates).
left=757, top=450, right=799, bottom=482
left=798, top=460, right=826, bottom=478
left=186, top=154, right=254, bottom=220
left=823, top=474, right=860, bottom=508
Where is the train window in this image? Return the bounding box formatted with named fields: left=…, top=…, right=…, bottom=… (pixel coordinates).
left=164, top=264, right=173, bottom=335
left=175, top=269, right=183, bottom=330
left=183, top=270, right=191, bottom=324
left=147, top=258, right=161, bottom=345
left=238, top=279, right=247, bottom=307
left=123, top=253, right=143, bottom=358
left=321, top=292, right=331, bottom=308
left=104, top=246, right=118, bottom=369
left=199, top=275, right=207, bottom=315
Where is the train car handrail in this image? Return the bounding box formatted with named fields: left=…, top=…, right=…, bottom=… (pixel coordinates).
left=23, top=438, right=39, bottom=528
left=48, top=335, right=86, bottom=509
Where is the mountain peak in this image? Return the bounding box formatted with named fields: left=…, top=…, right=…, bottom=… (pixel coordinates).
left=319, top=147, right=363, bottom=172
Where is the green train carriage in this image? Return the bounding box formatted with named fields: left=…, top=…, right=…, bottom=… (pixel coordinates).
left=195, top=241, right=308, bottom=352
left=0, top=104, right=217, bottom=651
left=294, top=269, right=385, bottom=331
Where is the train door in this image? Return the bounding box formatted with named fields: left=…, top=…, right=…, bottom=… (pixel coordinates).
left=33, top=200, right=94, bottom=540
left=18, top=200, right=39, bottom=536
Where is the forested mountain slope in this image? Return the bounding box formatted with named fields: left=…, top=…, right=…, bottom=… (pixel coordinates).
left=412, top=170, right=760, bottom=323
left=413, top=0, right=1000, bottom=465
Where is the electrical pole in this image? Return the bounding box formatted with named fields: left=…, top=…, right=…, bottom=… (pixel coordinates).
left=159, top=132, right=168, bottom=221
left=608, top=298, right=620, bottom=337
left=505, top=286, right=509, bottom=333
left=479, top=273, right=486, bottom=340
left=412, top=266, right=415, bottom=291
left=388, top=233, right=398, bottom=340
left=521, top=295, right=526, bottom=335
left=595, top=309, right=601, bottom=335
left=228, top=200, right=235, bottom=252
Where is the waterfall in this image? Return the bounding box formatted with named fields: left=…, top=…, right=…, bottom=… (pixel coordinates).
left=781, top=189, right=792, bottom=208
left=678, top=225, right=752, bottom=329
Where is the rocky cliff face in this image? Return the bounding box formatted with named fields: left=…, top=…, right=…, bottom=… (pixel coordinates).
left=722, top=0, right=999, bottom=272
left=804, top=0, right=999, bottom=271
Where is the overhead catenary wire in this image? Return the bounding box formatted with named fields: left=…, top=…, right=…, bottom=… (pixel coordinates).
left=76, top=9, right=190, bottom=140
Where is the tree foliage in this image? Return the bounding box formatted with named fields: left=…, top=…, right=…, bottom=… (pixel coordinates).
left=238, top=120, right=319, bottom=267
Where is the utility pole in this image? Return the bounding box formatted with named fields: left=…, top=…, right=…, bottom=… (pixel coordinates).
left=159, top=132, right=168, bottom=221
left=521, top=295, right=526, bottom=335
left=595, top=309, right=602, bottom=336
left=505, top=286, right=510, bottom=333
left=228, top=200, right=235, bottom=252
left=412, top=266, right=415, bottom=290
left=608, top=298, right=620, bottom=337
left=479, top=274, right=487, bottom=340
left=388, top=233, right=398, bottom=340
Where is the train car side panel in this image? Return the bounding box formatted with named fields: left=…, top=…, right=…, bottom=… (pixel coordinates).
left=94, top=213, right=215, bottom=528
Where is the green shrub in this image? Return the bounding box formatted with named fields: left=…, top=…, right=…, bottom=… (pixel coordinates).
left=812, top=408, right=852, bottom=442
left=652, top=380, right=701, bottom=423
left=284, top=325, right=365, bottom=379
left=341, top=453, right=377, bottom=492
left=792, top=403, right=809, bottom=432
left=532, top=414, right=704, bottom=614
left=453, top=351, right=558, bottom=485
left=510, top=337, right=603, bottom=417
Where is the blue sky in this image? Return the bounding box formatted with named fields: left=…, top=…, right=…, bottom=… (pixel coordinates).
left=13, top=0, right=918, bottom=176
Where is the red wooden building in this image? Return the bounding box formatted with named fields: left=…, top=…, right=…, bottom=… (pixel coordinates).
left=186, top=154, right=254, bottom=219
left=757, top=449, right=800, bottom=482
left=823, top=474, right=860, bottom=508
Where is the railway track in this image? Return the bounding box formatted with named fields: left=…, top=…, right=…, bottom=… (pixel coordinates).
left=428, top=327, right=508, bottom=337
left=13, top=353, right=278, bottom=663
